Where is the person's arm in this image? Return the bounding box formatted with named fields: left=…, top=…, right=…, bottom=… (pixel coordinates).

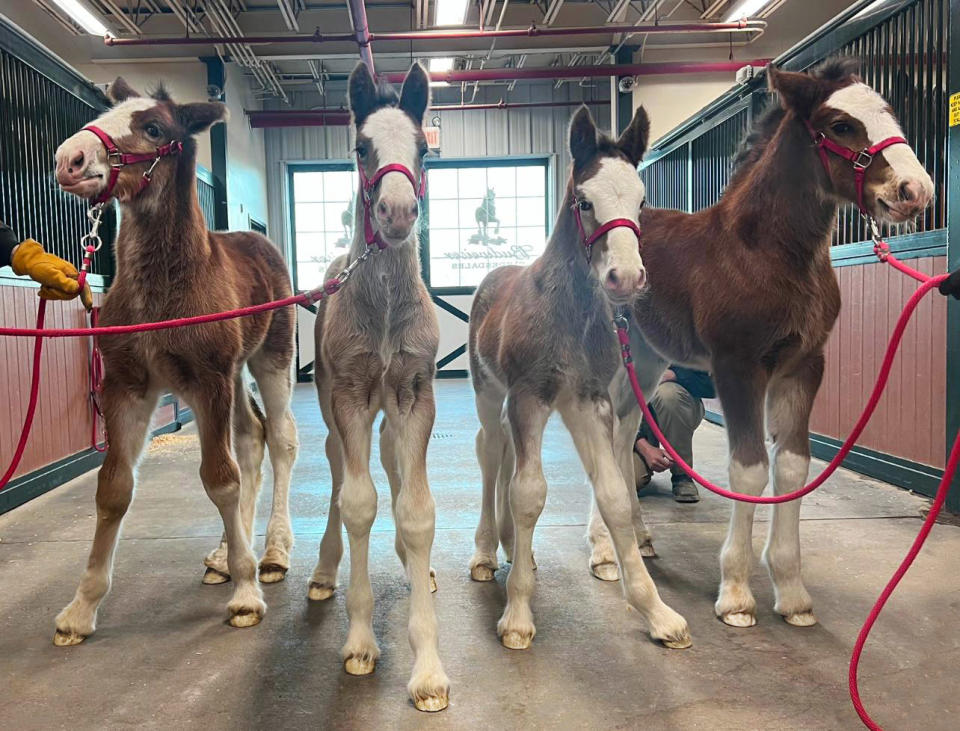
left=939, top=268, right=960, bottom=299
left=0, top=219, right=92, bottom=309
left=1, top=220, right=18, bottom=268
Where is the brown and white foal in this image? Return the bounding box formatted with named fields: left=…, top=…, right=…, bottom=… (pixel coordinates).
left=52, top=80, right=298, bottom=643
left=306, top=63, right=449, bottom=712
left=468, top=106, right=691, bottom=650
left=594, top=60, right=934, bottom=629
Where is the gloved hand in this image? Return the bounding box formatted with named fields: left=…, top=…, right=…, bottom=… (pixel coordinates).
left=938, top=268, right=960, bottom=300
left=11, top=239, right=93, bottom=310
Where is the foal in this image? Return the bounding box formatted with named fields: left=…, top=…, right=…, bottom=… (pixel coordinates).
left=468, top=106, right=691, bottom=650
left=52, top=80, right=298, bottom=643
left=306, top=63, right=449, bottom=712
left=594, top=59, right=933, bottom=628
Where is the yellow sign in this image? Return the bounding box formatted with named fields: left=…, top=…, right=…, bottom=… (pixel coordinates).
left=951, top=92, right=960, bottom=127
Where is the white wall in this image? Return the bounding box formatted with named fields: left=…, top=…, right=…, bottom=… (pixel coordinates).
left=223, top=63, right=268, bottom=232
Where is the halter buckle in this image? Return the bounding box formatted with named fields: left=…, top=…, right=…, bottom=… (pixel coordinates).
left=853, top=150, right=874, bottom=170
left=107, top=150, right=123, bottom=168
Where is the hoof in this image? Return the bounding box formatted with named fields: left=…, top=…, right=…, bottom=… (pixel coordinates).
left=413, top=691, right=449, bottom=712
left=638, top=541, right=657, bottom=558
left=470, top=564, right=495, bottom=582
left=228, top=608, right=263, bottom=629
left=783, top=611, right=817, bottom=627
left=344, top=656, right=376, bottom=676
left=203, top=567, right=230, bottom=585
left=590, top=561, right=620, bottom=582
left=661, top=635, right=693, bottom=650
left=720, top=611, right=756, bottom=628
left=308, top=582, right=335, bottom=601
left=259, top=564, right=288, bottom=584
left=53, top=629, right=86, bottom=647
left=500, top=630, right=533, bottom=650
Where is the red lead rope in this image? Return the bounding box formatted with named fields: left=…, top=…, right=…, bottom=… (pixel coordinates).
left=617, top=251, right=954, bottom=730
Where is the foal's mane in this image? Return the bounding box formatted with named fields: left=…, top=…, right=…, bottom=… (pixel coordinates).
left=728, top=57, right=861, bottom=185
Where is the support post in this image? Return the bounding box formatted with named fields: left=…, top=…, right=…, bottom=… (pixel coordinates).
left=202, top=56, right=229, bottom=231
left=945, top=0, right=960, bottom=512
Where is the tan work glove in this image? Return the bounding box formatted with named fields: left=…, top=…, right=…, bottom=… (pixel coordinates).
left=12, top=239, right=93, bottom=310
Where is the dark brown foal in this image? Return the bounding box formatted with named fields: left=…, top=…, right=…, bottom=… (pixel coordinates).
left=596, top=59, right=933, bottom=629
left=52, top=79, right=298, bottom=644
left=469, top=105, right=692, bottom=651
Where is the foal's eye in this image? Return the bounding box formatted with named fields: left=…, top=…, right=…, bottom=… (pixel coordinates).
left=355, top=144, right=368, bottom=159
left=831, top=122, right=853, bottom=135
left=578, top=199, right=593, bottom=211
left=144, top=123, right=162, bottom=140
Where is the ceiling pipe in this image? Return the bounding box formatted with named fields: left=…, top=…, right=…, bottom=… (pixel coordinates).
left=345, top=0, right=375, bottom=75
left=384, top=59, right=771, bottom=84
left=247, top=98, right=603, bottom=127
left=102, top=19, right=766, bottom=46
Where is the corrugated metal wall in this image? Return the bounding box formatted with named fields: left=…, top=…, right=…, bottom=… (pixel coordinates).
left=264, top=83, right=611, bottom=261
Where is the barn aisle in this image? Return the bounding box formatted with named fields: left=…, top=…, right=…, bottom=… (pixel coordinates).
left=0, top=381, right=956, bottom=730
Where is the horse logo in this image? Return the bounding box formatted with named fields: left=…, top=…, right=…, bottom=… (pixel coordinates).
left=470, top=188, right=506, bottom=246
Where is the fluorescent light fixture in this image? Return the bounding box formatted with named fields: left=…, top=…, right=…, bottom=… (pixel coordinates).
left=428, top=57, right=454, bottom=86
left=49, top=0, right=111, bottom=35
left=429, top=57, right=455, bottom=72
left=434, top=0, right=469, bottom=27
left=724, top=0, right=771, bottom=21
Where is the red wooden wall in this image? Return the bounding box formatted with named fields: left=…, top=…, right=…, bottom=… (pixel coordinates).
left=0, top=282, right=178, bottom=482
left=810, top=256, right=947, bottom=469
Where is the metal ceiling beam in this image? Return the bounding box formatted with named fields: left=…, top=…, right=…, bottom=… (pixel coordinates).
left=345, top=0, right=376, bottom=75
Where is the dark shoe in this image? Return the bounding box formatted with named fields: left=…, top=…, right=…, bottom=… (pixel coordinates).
left=672, top=480, right=700, bottom=503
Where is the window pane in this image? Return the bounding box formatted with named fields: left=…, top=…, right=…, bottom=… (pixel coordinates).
left=295, top=202, right=325, bottom=232
left=294, top=172, right=325, bottom=202
left=324, top=170, right=355, bottom=200
left=425, top=162, right=548, bottom=288
left=292, top=169, right=359, bottom=290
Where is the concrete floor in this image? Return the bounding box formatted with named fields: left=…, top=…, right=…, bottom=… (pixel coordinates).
left=0, top=381, right=957, bottom=730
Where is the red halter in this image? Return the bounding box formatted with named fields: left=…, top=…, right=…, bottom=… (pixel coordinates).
left=356, top=154, right=427, bottom=250
left=572, top=199, right=642, bottom=262
left=805, top=121, right=908, bottom=214
left=81, top=125, right=183, bottom=205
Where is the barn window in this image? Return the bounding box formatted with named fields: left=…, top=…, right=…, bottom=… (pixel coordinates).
left=289, top=165, right=356, bottom=290
left=422, top=158, right=549, bottom=291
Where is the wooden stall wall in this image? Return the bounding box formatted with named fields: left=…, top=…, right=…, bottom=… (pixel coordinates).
left=811, top=256, right=948, bottom=470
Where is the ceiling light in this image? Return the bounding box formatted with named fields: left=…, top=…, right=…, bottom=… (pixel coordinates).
left=49, top=0, right=112, bottom=36
left=724, top=0, right=771, bottom=21
left=435, top=0, right=469, bottom=27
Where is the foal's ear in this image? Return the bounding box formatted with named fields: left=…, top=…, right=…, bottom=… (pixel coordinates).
left=569, top=105, right=598, bottom=170
left=108, top=77, right=141, bottom=104
left=349, top=63, right=379, bottom=127
left=177, top=102, right=229, bottom=135
left=768, top=66, right=823, bottom=119
left=399, top=62, right=431, bottom=123
left=617, top=105, right=650, bottom=167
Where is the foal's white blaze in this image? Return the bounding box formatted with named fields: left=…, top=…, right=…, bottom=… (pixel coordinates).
left=825, top=83, right=934, bottom=211
left=360, top=107, right=421, bottom=243
left=577, top=157, right=646, bottom=302
left=55, top=98, right=157, bottom=192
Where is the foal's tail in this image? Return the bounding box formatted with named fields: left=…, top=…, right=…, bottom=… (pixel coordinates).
left=249, top=390, right=267, bottom=436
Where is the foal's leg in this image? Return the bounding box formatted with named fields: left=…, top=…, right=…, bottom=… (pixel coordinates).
left=381, top=418, right=437, bottom=592
left=496, top=404, right=517, bottom=560
left=469, top=388, right=507, bottom=581
left=202, top=375, right=266, bottom=585
left=54, top=385, right=158, bottom=646
left=713, top=360, right=770, bottom=628
left=384, top=360, right=449, bottom=711
left=308, top=380, right=345, bottom=601
left=249, top=358, right=299, bottom=583
left=193, top=378, right=266, bottom=627
left=763, top=354, right=823, bottom=627
left=497, top=390, right=551, bottom=650
left=561, top=396, right=690, bottom=649
left=332, top=388, right=381, bottom=674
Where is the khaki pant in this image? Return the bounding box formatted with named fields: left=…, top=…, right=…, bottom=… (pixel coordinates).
left=634, top=381, right=705, bottom=490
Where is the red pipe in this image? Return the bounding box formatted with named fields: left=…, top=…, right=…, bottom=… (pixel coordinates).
left=246, top=99, right=604, bottom=128
left=102, top=20, right=764, bottom=46
left=346, top=0, right=375, bottom=75
left=385, top=60, right=771, bottom=84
